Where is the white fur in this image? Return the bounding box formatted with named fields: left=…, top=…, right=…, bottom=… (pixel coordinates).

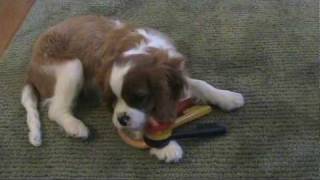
left=137, top=29, right=175, bottom=50
left=47, top=59, right=89, bottom=138
left=167, top=50, right=183, bottom=58
left=187, top=78, right=244, bottom=111
left=123, top=41, right=149, bottom=57
left=123, top=28, right=182, bottom=58
left=41, top=98, right=52, bottom=107
left=150, top=140, right=183, bottom=163
left=112, top=99, right=146, bottom=130
left=110, top=63, right=147, bottom=130
left=21, top=85, right=42, bottom=146
left=113, top=19, right=124, bottom=29
left=110, top=63, right=132, bottom=97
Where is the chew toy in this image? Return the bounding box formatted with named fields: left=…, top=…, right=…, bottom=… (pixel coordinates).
left=117, top=98, right=227, bottom=149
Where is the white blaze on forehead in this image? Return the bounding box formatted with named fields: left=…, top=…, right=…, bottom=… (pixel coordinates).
left=123, top=28, right=183, bottom=58
left=137, top=29, right=175, bottom=50
left=110, top=63, right=132, bottom=97
left=123, top=41, right=149, bottom=57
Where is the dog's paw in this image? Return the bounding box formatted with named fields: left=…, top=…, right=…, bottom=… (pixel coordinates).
left=64, top=119, right=89, bottom=139
left=29, top=130, right=42, bottom=146
left=150, top=141, right=183, bottom=163
left=217, top=90, right=244, bottom=111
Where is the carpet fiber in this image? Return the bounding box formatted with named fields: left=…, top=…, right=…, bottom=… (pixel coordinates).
left=0, top=0, right=319, bottom=179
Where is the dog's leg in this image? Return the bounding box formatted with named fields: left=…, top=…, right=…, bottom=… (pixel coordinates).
left=21, top=84, right=42, bottom=146
left=187, top=78, right=244, bottom=111
left=150, top=140, right=183, bottom=163
left=48, top=59, right=89, bottom=138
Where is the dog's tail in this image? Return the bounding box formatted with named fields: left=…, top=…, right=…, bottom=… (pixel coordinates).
left=21, top=84, right=42, bottom=146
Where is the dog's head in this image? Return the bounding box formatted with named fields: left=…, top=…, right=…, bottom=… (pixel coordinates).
left=108, top=53, right=186, bottom=130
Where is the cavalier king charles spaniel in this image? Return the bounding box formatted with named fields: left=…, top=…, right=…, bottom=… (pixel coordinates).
left=21, top=16, right=244, bottom=162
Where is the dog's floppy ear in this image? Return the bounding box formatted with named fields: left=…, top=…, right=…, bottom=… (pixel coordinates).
left=162, top=56, right=186, bottom=100
left=150, top=65, right=185, bottom=122
left=103, top=84, right=116, bottom=111
left=96, top=63, right=116, bottom=111
left=163, top=57, right=185, bottom=71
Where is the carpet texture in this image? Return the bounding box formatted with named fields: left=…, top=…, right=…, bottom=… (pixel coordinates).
left=0, top=0, right=319, bottom=179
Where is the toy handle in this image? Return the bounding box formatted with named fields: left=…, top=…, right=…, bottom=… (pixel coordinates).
left=171, top=124, right=227, bottom=139
left=173, top=105, right=212, bottom=128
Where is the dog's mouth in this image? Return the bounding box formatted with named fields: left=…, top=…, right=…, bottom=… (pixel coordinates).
left=126, top=123, right=145, bottom=131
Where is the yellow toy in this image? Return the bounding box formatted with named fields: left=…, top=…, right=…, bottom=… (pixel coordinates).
left=117, top=98, right=226, bottom=149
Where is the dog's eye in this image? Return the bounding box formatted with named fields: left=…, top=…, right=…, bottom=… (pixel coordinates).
left=134, top=92, right=147, bottom=102
left=131, top=89, right=149, bottom=103
left=124, top=89, right=150, bottom=109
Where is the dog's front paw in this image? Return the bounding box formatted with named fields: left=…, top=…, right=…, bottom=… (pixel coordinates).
left=217, top=90, right=244, bottom=111
left=150, top=140, right=183, bottom=163
left=29, top=130, right=42, bottom=146
left=64, top=119, right=89, bottom=139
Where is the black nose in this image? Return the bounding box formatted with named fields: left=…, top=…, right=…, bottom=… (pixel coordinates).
left=118, top=114, right=130, bottom=126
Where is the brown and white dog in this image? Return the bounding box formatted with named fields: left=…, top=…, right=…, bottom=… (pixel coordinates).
left=21, top=16, right=244, bottom=162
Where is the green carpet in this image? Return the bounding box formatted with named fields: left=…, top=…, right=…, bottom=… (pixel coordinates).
left=0, top=0, right=319, bottom=179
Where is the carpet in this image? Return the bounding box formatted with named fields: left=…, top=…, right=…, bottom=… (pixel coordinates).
left=0, top=0, right=319, bottom=179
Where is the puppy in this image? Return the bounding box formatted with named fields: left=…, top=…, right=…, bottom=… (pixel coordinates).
left=21, top=16, right=244, bottom=162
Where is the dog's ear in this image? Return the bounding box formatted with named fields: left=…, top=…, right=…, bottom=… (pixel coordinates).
left=96, top=63, right=116, bottom=111
left=162, top=57, right=185, bottom=71
left=150, top=82, right=177, bottom=122
left=164, top=65, right=186, bottom=101
left=161, top=56, right=186, bottom=101
left=150, top=66, right=185, bottom=122
left=103, top=85, right=116, bottom=111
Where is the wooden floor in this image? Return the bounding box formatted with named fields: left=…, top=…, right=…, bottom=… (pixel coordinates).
left=0, top=0, right=35, bottom=58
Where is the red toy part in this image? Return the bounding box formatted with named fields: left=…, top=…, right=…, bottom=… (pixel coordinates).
left=144, top=118, right=173, bottom=141
left=144, top=98, right=195, bottom=142
left=176, top=98, right=195, bottom=116
left=145, top=120, right=172, bottom=134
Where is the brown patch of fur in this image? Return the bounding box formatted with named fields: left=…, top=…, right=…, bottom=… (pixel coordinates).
left=27, top=16, right=144, bottom=101
left=26, top=63, right=56, bottom=98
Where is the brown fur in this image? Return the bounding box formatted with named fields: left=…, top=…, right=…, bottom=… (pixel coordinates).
left=26, top=15, right=187, bottom=123
left=27, top=16, right=144, bottom=100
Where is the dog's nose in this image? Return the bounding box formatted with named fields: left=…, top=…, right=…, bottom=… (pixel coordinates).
left=118, top=114, right=130, bottom=126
